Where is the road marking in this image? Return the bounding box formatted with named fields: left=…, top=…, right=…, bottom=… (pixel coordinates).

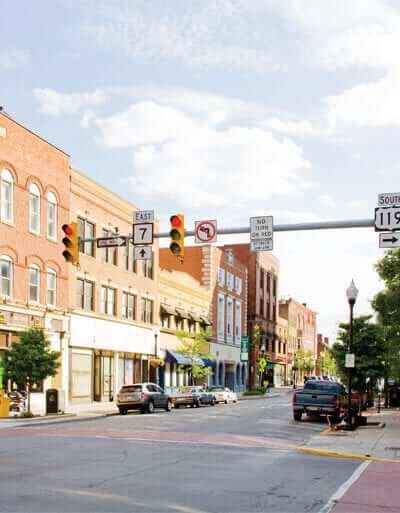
left=300, top=446, right=400, bottom=463
left=318, top=461, right=370, bottom=513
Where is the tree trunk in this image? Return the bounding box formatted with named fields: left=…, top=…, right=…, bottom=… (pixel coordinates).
left=26, top=383, right=31, bottom=414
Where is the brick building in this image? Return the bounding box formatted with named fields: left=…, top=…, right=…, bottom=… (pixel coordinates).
left=221, top=245, right=281, bottom=387
left=0, top=111, right=70, bottom=409
left=315, top=334, right=330, bottom=376
left=160, top=245, right=248, bottom=392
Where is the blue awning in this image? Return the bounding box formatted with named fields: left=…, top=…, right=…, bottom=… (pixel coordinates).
left=166, top=351, right=192, bottom=366
left=202, top=358, right=216, bottom=367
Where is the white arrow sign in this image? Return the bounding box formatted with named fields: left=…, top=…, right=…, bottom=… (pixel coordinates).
left=97, top=236, right=127, bottom=248
left=379, top=233, right=400, bottom=248
left=134, top=246, right=152, bottom=260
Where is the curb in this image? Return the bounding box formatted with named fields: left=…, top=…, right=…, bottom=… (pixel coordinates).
left=300, top=446, right=400, bottom=464
left=240, top=393, right=283, bottom=401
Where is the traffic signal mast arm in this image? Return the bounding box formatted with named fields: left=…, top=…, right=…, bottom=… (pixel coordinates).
left=78, top=218, right=375, bottom=243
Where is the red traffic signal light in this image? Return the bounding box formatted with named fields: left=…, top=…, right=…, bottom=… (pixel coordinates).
left=62, top=222, right=79, bottom=265
left=169, top=214, right=184, bottom=259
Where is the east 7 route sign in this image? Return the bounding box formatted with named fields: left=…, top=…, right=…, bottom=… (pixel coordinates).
left=375, top=207, right=400, bottom=232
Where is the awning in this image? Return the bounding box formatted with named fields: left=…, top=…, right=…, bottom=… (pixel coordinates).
left=200, top=316, right=212, bottom=326
left=188, top=312, right=202, bottom=323
left=175, top=307, right=188, bottom=318
left=202, top=358, right=216, bottom=367
left=160, top=304, right=175, bottom=316
left=166, top=351, right=205, bottom=366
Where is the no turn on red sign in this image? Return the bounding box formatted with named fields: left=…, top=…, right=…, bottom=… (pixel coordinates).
left=195, top=220, right=218, bottom=244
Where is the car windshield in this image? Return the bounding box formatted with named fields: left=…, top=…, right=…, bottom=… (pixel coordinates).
left=120, top=385, right=142, bottom=393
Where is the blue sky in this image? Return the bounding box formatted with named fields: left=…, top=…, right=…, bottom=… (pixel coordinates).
left=2, top=0, right=398, bottom=339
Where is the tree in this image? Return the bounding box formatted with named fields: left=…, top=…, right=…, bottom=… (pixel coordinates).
left=331, top=316, right=385, bottom=393
left=5, top=328, right=59, bottom=414
left=304, top=350, right=314, bottom=376
left=252, top=323, right=264, bottom=386
left=176, top=329, right=214, bottom=384
left=319, top=350, right=337, bottom=376
left=372, top=248, right=400, bottom=404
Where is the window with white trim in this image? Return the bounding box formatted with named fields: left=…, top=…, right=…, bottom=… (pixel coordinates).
left=29, top=183, right=41, bottom=234
left=100, top=286, right=116, bottom=316
left=46, top=269, right=57, bottom=306
left=226, top=296, right=233, bottom=342
left=235, top=300, right=242, bottom=343
left=235, top=276, right=242, bottom=294
left=47, top=192, right=57, bottom=240
left=0, top=256, right=12, bottom=297
left=1, top=169, right=14, bottom=224
left=227, top=272, right=234, bottom=291
left=217, top=293, right=225, bottom=340
left=29, top=265, right=40, bottom=302
left=122, top=292, right=136, bottom=320
left=218, top=268, right=225, bottom=287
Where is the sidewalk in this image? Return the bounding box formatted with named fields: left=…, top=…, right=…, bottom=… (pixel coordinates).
left=303, top=409, right=400, bottom=462
left=329, top=461, right=400, bottom=513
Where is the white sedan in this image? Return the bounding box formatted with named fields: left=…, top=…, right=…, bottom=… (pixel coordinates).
left=208, top=386, right=238, bottom=404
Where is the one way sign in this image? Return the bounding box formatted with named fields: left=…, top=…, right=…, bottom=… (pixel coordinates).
left=379, top=233, right=400, bottom=249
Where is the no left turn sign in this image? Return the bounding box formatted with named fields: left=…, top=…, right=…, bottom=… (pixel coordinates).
left=195, top=220, right=218, bottom=244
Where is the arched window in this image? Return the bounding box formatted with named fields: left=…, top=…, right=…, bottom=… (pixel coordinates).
left=29, top=183, right=40, bottom=234
left=47, top=191, right=57, bottom=240
left=1, top=169, right=14, bottom=224
left=0, top=255, right=13, bottom=297
left=29, top=264, right=40, bottom=302
left=46, top=268, right=57, bottom=306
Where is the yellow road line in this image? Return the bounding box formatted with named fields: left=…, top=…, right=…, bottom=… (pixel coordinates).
left=300, top=446, right=400, bottom=463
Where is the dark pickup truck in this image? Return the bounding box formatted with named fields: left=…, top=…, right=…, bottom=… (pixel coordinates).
left=293, top=381, right=347, bottom=421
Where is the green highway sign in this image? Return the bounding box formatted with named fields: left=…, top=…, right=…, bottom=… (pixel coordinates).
left=241, top=336, right=249, bottom=362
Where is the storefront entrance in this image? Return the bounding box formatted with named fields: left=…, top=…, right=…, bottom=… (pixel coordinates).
left=94, top=351, right=114, bottom=402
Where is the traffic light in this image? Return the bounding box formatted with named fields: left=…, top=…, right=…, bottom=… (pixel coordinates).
left=62, top=222, right=79, bottom=265
left=169, top=214, right=184, bottom=260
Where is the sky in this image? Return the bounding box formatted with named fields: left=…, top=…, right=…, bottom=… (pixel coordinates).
left=1, top=0, right=398, bottom=341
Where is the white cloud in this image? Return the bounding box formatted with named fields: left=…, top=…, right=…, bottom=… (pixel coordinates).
left=93, top=100, right=312, bottom=209
left=263, top=117, right=314, bottom=136
left=319, top=195, right=336, bottom=208
left=85, top=1, right=278, bottom=73
left=0, top=47, right=28, bottom=69
left=33, top=88, right=106, bottom=116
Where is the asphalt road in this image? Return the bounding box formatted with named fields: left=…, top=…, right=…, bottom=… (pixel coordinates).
left=0, top=392, right=361, bottom=513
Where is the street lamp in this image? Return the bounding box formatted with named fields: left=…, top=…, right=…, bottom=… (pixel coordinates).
left=153, top=327, right=160, bottom=386
left=346, top=279, right=359, bottom=430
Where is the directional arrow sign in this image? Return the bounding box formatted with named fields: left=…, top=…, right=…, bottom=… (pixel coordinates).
left=134, top=246, right=152, bottom=260
left=97, top=236, right=127, bottom=248
left=379, top=233, right=400, bottom=249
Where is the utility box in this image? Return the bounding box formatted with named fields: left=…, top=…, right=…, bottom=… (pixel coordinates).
left=0, top=390, right=10, bottom=417
left=46, top=388, right=58, bottom=414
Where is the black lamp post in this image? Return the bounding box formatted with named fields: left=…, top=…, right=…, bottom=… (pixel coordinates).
left=346, top=279, right=359, bottom=430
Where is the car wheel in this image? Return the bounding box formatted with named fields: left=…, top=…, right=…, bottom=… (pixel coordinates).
left=293, top=411, right=302, bottom=421
left=211, top=399, right=216, bottom=406
left=118, top=407, right=127, bottom=415
left=147, top=401, right=155, bottom=414
left=165, top=400, right=172, bottom=412
left=175, top=404, right=180, bottom=409
left=140, top=407, right=146, bottom=414
left=225, top=399, right=228, bottom=404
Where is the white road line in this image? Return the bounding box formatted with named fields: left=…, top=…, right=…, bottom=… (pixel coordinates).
left=318, top=460, right=370, bottom=513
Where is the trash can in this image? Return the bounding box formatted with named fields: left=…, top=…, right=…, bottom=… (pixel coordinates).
left=46, top=388, right=58, bottom=414
left=0, top=390, right=10, bottom=417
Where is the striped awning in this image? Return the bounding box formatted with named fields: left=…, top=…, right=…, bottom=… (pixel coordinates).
left=160, top=303, right=175, bottom=316
left=175, top=307, right=188, bottom=318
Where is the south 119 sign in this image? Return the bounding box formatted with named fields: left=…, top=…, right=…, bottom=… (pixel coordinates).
left=375, top=206, right=400, bottom=232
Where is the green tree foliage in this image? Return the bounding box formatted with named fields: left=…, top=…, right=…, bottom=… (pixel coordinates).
left=176, top=329, right=214, bottom=383
left=331, top=316, right=385, bottom=392
left=372, top=249, right=400, bottom=384
left=319, top=350, right=337, bottom=376
left=5, top=328, right=59, bottom=413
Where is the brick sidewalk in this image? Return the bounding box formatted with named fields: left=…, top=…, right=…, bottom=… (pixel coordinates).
left=331, top=461, right=400, bottom=513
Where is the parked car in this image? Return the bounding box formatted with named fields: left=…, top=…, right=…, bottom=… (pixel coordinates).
left=8, top=391, right=26, bottom=413
left=191, top=386, right=216, bottom=406
left=116, top=383, right=172, bottom=414
left=208, top=386, right=238, bottom=404
left=293, top=380, right=347, bottom=421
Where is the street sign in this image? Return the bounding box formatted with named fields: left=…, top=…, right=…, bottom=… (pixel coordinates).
left=134, top=246, right=152, bottom=260
left=378, top=192, right=400, bottom=207
left=195, top=220, right=217, bottom=244
left=345, top=353, right=355, bottom=368
left=374, top=206, right=400, bottom=232
left=379, top=232, right=400, bottom=248
left=97, top=236, right=127, bottom=248
left=250, top=239, right=273, bottom=252
left=240, top=336, right=249, bottom=362
left=250, top=216, right=273, bottom=240
left=133, top=223, right=154, bottom=245
left=134, top=210, right=154, bottom=223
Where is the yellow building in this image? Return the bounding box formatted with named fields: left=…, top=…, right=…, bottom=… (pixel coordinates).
left=159, top=268, right=212, bottom=388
